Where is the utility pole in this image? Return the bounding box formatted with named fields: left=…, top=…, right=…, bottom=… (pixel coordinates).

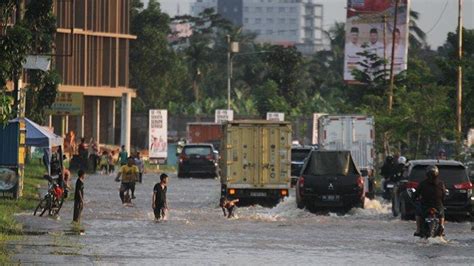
left=456, top=0, right=463, bottom=151
left=387, top=0, right=399, bottom=114
left=226, top=35, right=231, bottom=110
left=382, top=14, right=387, bottom=77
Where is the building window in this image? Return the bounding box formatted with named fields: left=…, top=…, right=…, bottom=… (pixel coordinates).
left=291, top=30, right=297, bottom=35
left=244, top=18, right=249, bottom=23
left=290, top=7, right=296, bottom=13
left=266, top=30, right=273, bottom=35
left=223, top=7, right=227, bottom=12
left=290, top=18, right=297, bottom=24
left=266, top=18, right=273, bottom=23
left=256, top=7, right=262, bottom=12
left=255, top=29, right=261, bottom=34
left=279, top=7, right=285, bottom=13
left=234, top=7, right=239, bottom=12
left=255, top=18, right=262, bottom=24
left=267, top=7, right=273, bottom=12
left=278, top=30, right=284, bottom=35
left=278, top=18, right=285, bottom=24
left=244, top=6, right=249, bottom=12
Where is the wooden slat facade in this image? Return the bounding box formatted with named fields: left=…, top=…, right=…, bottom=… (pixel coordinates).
left=51, top=0, right=136, bottom=144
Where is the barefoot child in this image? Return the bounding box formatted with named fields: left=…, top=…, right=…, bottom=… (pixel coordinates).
left=152, top=173, right=169, bottom=221
left=220, top=197, right=239, bottom=218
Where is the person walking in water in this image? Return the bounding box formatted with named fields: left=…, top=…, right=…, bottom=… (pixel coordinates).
left=220, top=197, right=239, bottom=218
left=73, top=170, right=86, bottom=223
left=115, top=157, right=139, bottom=204
left=152, top=173, right=169, bottom=221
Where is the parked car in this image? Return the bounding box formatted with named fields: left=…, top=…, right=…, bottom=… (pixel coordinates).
left=296, top=150, right=365, bottom=211
left=178, top=144, right=218, bottom=178
left=291, top=146, right=315, bottom=186
left=392, top=160, right=473, bottom=220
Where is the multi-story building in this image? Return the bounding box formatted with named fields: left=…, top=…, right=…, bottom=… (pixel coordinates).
left=53, top=0, right=136, bottom=150
left=190, top=0, right=324, bottom=54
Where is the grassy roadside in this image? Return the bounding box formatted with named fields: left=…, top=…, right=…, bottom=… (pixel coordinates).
left=0, top=161, right=46, bottom=263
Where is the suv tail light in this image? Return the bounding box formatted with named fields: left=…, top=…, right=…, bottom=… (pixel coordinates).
left=179, top=155, right=188, bottom=163
left=406, top=181, right=419, bottom=189
left=356, top=176, right=364, bottom=188
left=298, top=176, right=304, bottom=188
left=454, top=182, right=473, bottom=190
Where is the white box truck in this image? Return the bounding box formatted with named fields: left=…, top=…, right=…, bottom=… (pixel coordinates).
left=318, top=115, right=376, bottom=199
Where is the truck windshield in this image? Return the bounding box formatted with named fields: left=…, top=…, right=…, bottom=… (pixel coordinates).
left=291, top=149, right=311, bottom=162
left=183, top=146, right=212, bottom=156
left=409, top=165, right=468, bottom=185
left=303, top=151, right=359, bottom=176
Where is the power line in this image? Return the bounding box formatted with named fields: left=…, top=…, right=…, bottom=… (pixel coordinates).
left=425, top=0, right=449, bottom=34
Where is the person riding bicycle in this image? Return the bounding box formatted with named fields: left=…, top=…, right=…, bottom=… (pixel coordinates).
left=412, top=165, right=446, bottom=237
left=115, top=157, right=139, bottom=204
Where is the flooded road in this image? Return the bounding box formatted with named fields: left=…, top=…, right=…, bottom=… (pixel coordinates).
left=10, top=173, right=474, bottom=265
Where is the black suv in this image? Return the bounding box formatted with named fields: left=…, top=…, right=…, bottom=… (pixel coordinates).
left=296, top=150, right=365, bottom=211
left=178, top=144, right=218, bottom=178
left=291, top=146, right=315, bottom=186
left=392, top=160, right=473, bottom=220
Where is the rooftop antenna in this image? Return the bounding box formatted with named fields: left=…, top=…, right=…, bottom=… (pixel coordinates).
left=177, top=3, right=180, bottom=15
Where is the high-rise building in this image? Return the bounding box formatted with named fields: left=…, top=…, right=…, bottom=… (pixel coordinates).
left=190, top=0, right=324, bottom=54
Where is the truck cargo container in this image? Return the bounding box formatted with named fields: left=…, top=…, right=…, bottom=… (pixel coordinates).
left=220, top=120, right=291, bottom=205
left=318, top=115, right=376, bottom=199
left=187, top=122, right=223, bottom=151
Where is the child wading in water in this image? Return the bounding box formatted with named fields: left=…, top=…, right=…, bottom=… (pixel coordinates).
left=220, top=197, right=239, bottom=218
left=152, top=173, right=169, bottom=222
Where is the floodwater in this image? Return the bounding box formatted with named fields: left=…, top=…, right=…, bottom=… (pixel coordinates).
left=9, top=173, right=474, bottom=265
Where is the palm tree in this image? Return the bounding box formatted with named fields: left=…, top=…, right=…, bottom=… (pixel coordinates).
left=409, top=10, right=427, bottom=50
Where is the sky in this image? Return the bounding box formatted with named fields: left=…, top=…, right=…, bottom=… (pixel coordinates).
left=152, top=0, right=474, bottom=49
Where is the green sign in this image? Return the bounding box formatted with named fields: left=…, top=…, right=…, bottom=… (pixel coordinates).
left=45, top=92, right=84, bottom=116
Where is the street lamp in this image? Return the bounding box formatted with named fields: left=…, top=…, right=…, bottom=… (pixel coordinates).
left=226, top=35, right=239, bottom=110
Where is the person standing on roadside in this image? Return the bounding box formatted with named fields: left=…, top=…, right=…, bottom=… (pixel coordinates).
left=73, top=170, right=86, bottom=223
left=118, top=145, right=128, bottom=166
left=152, top=173, right=169, bottom=221
left=78, top=138, right=88, bottom=171
left=135, top=152, right=145, bottom=183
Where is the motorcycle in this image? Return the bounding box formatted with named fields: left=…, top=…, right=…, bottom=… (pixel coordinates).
left=407, top=188, right=446, bottom=239
left=382, top=179, right=395, bottom=200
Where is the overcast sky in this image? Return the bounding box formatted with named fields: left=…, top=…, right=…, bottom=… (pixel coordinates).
left=153, top=0, right=474, bottom=49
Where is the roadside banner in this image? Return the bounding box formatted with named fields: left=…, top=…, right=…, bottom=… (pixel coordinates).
left=343, top=0, right=410, bottom=81
left=45, top=92, right=84, bottom=116
left=266, top=112, right=285, bottom=121
left=149, top=109, right=168, bottom=160
left=215, top=109, right=234, bottom=124
left=312, top=113, right=327, bottom=144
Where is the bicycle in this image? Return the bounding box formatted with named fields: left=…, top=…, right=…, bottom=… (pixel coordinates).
left=34, top=175, right=66, bottom=217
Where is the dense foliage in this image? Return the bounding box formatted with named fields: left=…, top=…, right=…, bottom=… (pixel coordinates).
left=128, top=1, right=473, bottom=158
left=0, top=0, right=59, bottom=124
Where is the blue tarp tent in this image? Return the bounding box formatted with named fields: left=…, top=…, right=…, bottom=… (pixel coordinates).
left=11, top=118, right=63, bottom=148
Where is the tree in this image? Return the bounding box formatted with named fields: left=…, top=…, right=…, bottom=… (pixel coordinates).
left=129, top=0, right=192, bottom=112
left=0, top=0, right=59, bottom=124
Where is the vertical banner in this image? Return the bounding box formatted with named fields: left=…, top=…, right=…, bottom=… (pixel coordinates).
left=215, top=109, right=234, bottom=124
left=266, top=112, right=285, bottom=121
left=344, top=0, right=410, bottom=81
left=149, top=110, right=168, bottom=159
left=312, top=113, right=327, bottom=144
